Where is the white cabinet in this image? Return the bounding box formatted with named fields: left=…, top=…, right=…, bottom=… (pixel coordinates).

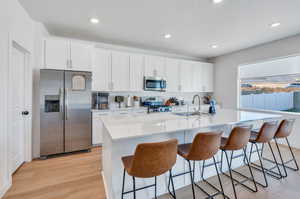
left=69, top=42, right=92, bottom=71
left=92, top=49, right=111, bottom=91
left=165, top=58, right=180, bottom=92
left=179, top=60, right=213, bottom=92
left=111, top=51, right=130, bottom=91
left=130, top=54, right=145, bottom=91
left=192, top=62, right=203, bottom=92
left=180, top=60, right=195, bottom=92
left=202, top=63, right=214, bottom=92
left=44, top=38, right=92, bottom=71
left=145, top=55, right=165, bottom=77
left=44, top=39, right=69, bottom=70
left=92, top=112, right=109, bottom=145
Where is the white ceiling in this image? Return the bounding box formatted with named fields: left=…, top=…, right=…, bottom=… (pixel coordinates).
left=19, top=0, right=300, bottom=58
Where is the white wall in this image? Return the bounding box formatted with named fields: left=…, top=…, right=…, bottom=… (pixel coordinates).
left=213, top=34, right=300, bottom=149
left=0, top=0, right=47, bottom=197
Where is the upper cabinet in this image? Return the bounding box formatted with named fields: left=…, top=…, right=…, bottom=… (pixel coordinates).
left=192, top=62, right=203, bottom=92
left=111, top=51, right=130, bottom=91
left=129, top=54, right=145, bottom=91
left=44, top=38, right=92, bottom=71
left=144, top=55, right=166, bottom=77
left=69, top=42, right=92, bottom=71
left=165, top=58, right=180, bottom=92
left=201, top=63, right=214, bottom=92
left=44, top=39, right=69, bottom=70
left=92, top=48, right=111, bottom=91
left=180, top=60, right=195, bottom=92
left=44, top=37, right=214, bottom=93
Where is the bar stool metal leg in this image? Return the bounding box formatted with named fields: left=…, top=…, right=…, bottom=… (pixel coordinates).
left=263, top=138, right=299, bottom=177
left=213, top=156, right=226, bottom=199
left=253, top=143, right=268, bottom=187
left=197, top=158, right=228, bottom=199
left=167, top=170, right=177, bottom=199
left=249, top=142, right=282, bottom=182
left=188, top=160, right=196, bottom=199
left=220, top=148, right=257, bottom=199
left=286, top=138, right=299, bottom=171
left=242, top=147, right=258, bottom=192
left=121, top=169, right=126, bottom=199
left=154, top=176, right=157, bottom=199
left=267, top=142, right=282, bottom=177
left=132, top=176, right=136, bottom=199
left=223, top=150, right=238, bottom=199
left=274, top=138, right=288, bottom=177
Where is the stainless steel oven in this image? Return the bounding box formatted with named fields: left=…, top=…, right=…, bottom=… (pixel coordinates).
left=144, top=76, right=166, bottom=92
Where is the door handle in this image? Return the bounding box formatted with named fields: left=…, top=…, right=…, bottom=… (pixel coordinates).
left=65, top=88, right=68, bottom=120
left=22, top=111, right=29, bottom=115
left=59, top=88, right=64, bottom=119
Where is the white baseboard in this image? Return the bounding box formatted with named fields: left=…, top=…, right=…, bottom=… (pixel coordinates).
left=101, top=171, right=109, bottom=199
left=0, top=180, right=12, bottom=199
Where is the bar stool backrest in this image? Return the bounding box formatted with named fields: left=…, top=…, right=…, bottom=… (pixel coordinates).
left=223, top=126, right=251, bottom=150
left=129, top=139, right=178, bottom=178
left=255, top=121, right=278, bottom=143
left=275, top=119, right=295, bottom=138
left=187, top=132, right=222, bottom=161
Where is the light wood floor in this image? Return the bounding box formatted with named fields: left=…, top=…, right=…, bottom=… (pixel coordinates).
left=4, top=145, right=300, bottom=199
left=3, top=148, right=105, bottom=199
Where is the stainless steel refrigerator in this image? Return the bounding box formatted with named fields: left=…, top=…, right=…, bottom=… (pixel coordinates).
left=40, top=69, right=92, bottom=157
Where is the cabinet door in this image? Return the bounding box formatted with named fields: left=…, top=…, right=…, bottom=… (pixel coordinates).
left=92, top=49, right=111, bottom=91
left=192, top=62, right=203, bottom=92
left=180, top=60, right=194, bottom=92
left=165, top=58, right=180, bottom=92
left=202, top=63, right=214, bottom=92
left=92, top=114, right=104, bottom=145
left=70, top=42, right=92, bottom=71
left=44, top=39, right=69, bottom=70
left=111, top=51, right=130, bottom=91
left=145, top=55, right=165, bottom=77
left=130, top=54, right=145, bottom=91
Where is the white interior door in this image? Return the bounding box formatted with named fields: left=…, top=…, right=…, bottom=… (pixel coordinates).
left=10, top=44, right=27, bottom=173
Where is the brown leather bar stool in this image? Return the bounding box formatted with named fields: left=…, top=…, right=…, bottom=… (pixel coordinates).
left=121, top=139, right=178, bottom=199
left=262, top=119, right=299, bottom=178
left=174, top=132, right=226, bottom=199
left=248, top=121, right=282, bottom=187
left=220, top=125, right=258, bottom=199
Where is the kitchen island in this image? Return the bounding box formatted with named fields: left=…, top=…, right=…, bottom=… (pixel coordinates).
left=101, top=109, right=281, bottom=199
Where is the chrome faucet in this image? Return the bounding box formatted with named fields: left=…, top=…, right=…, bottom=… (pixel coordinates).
left=192, top=94, right=201, bottom=113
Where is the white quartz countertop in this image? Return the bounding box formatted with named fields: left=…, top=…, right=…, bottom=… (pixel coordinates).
left=101, top=109, right=282, bottom=140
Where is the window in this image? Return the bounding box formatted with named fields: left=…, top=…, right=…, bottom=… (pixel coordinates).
left=239, top=56, right=300, bottom=113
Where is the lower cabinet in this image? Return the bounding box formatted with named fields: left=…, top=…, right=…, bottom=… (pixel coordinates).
left=92, top=112, right=108, bottom=145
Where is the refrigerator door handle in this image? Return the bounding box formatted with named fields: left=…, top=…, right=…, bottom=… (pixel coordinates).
left=65, top=88, right=68, bottom=120
left=59, top=88, right=64, bottom=120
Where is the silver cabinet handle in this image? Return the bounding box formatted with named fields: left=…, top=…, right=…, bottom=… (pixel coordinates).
left=178, top=85, right=182, bottom=92
left=110, top=82, right=114, bottom=90
left=65, top=88, right=68, bottom=120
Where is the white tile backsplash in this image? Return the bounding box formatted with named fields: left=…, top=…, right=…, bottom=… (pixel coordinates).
left=105, top=91, right=213, bottom=108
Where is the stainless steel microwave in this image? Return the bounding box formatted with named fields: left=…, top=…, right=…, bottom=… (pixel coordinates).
left=144, top=76, right=166, bottom=92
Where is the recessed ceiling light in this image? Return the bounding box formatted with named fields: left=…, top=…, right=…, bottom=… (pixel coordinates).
left=270, top=22, right=281, bottom=28
left=90, top=18, right=99, bottom=24
left=211, top=44, right=219, bottom=49
left=213, top=0, right=223, bottom=4
left=164, top=34, right=172, bottom=39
